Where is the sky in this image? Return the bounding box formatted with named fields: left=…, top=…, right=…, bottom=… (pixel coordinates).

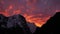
left=0, top=0, right=60, bottom=27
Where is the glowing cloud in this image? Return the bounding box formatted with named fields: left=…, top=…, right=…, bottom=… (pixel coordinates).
left=0, top=0, right=60, bottom=27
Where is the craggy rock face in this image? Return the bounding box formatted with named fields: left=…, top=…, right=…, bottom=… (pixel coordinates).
left=7, top=14, right=26, bottom=28
left=0, top=14, right=36, bottom=34
left=0, top=14, right=8, bottom=28
left=0, top=14, right=26, bottom=28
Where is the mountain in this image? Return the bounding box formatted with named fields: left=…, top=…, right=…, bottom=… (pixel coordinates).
left=38, top=12, right=60, bottom=34
left=7, top=23, right=25, bottom=34
left=33, top=12, right=60, bottom=34
left=0, top=14, right=9, bottom=34
left=7, top=14, right=32, bottom=34
left=27, top=22, right=36, bottom=33
left=0, top=14, right=8, bottom=28
left=0, top=14, right=32, bottom=34
left=33, top=27, right=41, bottom=34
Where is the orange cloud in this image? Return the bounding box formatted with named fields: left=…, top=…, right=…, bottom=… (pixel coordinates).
left=23, top=13, right=50, bottom=27
left=13, top=10, right=21, bottom=15
left=0, top=0, right=51, bottom=27
left=2, top=11, right=10, bottom=17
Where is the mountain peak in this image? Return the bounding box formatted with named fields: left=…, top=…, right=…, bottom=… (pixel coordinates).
left=38, top=12, right=60, bottom=34
left=0, top=14, right=32, bottom=34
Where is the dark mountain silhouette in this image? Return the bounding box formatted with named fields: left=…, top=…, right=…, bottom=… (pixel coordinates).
left=27, top=22, right=36, bottom=33
left=0, top=14, right=8, bottom=27
left=8, top=14, right=32, bottom=34
left=0, top=14, right=32, bottom=34
left=34, top=12, right=60, bottom=34
left=7, top=23, right=25, bottom=34
left=0, top=14, right=8, bottom=34
left=33, top=27, right=41, bottom=34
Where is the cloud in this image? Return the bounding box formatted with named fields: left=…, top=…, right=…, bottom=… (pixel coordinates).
left=0, top=0, right=60, bottom=27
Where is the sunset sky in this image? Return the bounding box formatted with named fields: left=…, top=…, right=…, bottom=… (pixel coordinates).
left=0, top=0, right=60, bottom=27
